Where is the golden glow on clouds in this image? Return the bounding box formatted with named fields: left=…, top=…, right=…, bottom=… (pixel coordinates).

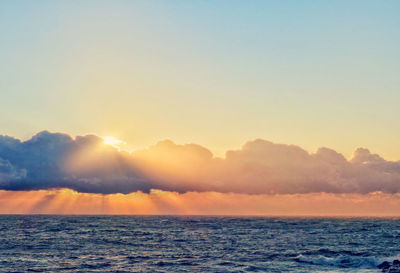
left=103, top=136, right=126, bottom=151
left=2, top=189, right=400, bottom=216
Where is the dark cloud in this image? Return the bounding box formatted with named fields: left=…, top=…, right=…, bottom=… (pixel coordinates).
left=0, top=131, right=400, bottom=194
left=0, top=131, right=154, bottom=194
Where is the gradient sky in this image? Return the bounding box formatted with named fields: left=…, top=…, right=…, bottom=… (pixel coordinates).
left=1, top=0, right=400, bottom=159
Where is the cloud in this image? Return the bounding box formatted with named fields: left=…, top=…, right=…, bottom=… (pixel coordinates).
left=0, top=131, right=153, bottom=194
left=219, top=140, right=400, bottom=194
left=0, top=131, right=400, bottom=194
left=0, top=157, right=26, bottom=182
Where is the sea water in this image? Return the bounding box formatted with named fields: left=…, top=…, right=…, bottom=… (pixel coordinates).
left=0, top=216, right=399, bottom=272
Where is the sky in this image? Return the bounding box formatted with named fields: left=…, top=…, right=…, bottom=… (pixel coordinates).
left=1, top=0, right=399, bottom=159
left=0, top=1, right=400, bottom=215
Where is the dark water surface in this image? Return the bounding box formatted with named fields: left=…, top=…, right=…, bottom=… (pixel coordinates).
left=0, top=216, right=399, bottom=272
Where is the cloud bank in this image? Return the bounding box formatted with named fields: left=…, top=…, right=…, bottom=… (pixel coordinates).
left=0, top=131, right=400, bottom=195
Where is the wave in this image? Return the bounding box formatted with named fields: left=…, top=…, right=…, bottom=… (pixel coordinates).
left=294, top=254, right=400, bottom=269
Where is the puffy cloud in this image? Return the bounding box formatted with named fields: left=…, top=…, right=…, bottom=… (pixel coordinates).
left=217, top=140, right=400, bottom=194
left=0, top=131, right=400, bottom=194
left=0, top=131, right=154, bottom=194
left=0, top=157, right=26, bottom=183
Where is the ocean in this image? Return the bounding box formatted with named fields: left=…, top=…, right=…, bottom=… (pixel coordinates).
left=0, top=216, right=399, bottom=272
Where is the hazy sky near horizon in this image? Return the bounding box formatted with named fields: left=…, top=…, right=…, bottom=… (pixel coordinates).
left=1, top=0, right=399, bottom=159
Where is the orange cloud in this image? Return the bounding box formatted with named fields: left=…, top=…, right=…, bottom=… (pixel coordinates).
left=1, top=131, right=400, bottom=195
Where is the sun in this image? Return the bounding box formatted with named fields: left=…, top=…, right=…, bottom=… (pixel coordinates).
left=103, top=136, right=126, bottom=150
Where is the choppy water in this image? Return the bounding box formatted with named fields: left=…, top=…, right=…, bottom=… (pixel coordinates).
left=0, top=216, right=399, bottom=272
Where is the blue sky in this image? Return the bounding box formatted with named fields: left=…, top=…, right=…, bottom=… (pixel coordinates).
left=0, top=0, right=399, bottom=158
